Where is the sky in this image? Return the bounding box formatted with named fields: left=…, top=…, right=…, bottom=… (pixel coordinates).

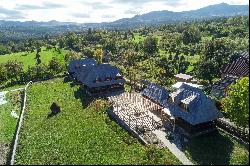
left=0, top=0, right=249, bottom=23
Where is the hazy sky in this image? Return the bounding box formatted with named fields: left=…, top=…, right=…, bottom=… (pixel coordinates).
left=0, top=0, right=249, bottom=23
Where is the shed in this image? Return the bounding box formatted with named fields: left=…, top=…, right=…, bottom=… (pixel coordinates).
left=174, top=73, right=193, bottom=82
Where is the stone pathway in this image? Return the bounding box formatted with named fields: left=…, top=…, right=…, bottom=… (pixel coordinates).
left=153, top=130, right=194, bottom=165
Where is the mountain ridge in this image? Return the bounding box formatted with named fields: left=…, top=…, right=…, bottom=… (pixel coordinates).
left=0, top=3, right=248, bottom=28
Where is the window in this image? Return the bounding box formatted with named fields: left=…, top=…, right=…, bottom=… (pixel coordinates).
left=179, top=102, right=189, bottom=112
left=105, top=77, right=112, bottom=81
left=94, top=77, right=102, bottom=83
left=115, top=73, right=123, bottom=80
left=168, top=96, right=173, bottom=104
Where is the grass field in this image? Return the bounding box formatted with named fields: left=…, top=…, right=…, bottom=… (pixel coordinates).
left=184, top=131, right=249, bottom=165
left=0, top=47, right=67, bottom=70
left=0, top=90, right=22, bottom=164
left=15, top=78, right=181, bottom=165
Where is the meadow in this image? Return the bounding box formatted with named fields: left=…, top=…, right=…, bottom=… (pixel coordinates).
left=14, top=78, right=181, bottom=165
left=0, top=47, right=67, bottom=70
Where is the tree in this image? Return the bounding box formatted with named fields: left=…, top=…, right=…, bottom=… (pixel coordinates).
left=221, top=77, right=249, bottom=129
left=93, top=48, right=103, bottom=64
left=48, top=57, right=64, bottom=74
left=195, top=39, right=231, bottom=83
left=143, top=36, right=158, bottom=55
left=64, top=51, right=82, bottom=63
left=35, top=47, right=41, bottom=65
left=26, top=64, right=49, bottom=81
left=4, top=60, right=24, bottom=82
left=0, top=64, right=7, bottom=84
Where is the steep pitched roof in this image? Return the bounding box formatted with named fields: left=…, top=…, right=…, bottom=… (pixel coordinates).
left=222, top=51, right=249, bottom=77
left=141, top=83, right=169, bottom=106
left=68, top=58, right=97, bottom=74
left=167, top=84, right=223, bottom=125
left=77, top=64, right=125, bottom=88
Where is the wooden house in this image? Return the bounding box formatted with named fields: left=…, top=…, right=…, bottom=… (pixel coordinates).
left=68, top=59, right=125, bottom=97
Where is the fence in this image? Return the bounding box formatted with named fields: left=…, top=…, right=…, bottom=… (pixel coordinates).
left=216, top=118, right=249, bottom=146
left=9, top=81, right=32, bottom=165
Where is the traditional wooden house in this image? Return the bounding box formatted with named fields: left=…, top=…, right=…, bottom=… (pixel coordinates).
left=165, top=84, right=223, bottom=137
left=141, top=82, right=222, bottom=137
left=211, top=51, right=249, bottom=98
left=221, top=51, right=249, bottom=78
left=69, top=59, right=125, bottom=96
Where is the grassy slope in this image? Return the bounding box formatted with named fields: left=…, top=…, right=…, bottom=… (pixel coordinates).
left=15, top=78, right=181, bottom=165
left=0, top=90, right=22, bottom=164
left=184, top=131, right=249, bottom=165
left=0, top=47, right=67, bottom=70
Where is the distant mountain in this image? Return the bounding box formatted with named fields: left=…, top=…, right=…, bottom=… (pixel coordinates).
left=106, top=3, right=249, bottom=28
left=0, top=20, right=79, bottom=27
left=0, top=3, right=248, bottom=29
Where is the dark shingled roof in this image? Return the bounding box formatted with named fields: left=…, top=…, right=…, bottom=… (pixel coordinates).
left=167, top=84, right=223, bottom=125
left=75, top=64, right=125, bottom=88
left=222, top=51, right=249, bottom=77
left=68, top=58, right=97, bottom=75
left=141, top=83, right=169, bottom=106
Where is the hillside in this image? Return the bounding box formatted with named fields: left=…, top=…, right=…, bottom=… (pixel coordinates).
left=109, top=3, right=249, bottom=28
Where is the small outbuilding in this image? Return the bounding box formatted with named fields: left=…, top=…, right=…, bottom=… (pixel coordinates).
left=174, top=73, right=194, bottom=83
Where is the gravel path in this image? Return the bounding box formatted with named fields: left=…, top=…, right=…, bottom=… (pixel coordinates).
left=153, top=130, right=194, bottom=165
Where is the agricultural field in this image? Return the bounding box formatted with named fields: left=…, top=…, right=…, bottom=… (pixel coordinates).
left=0, top=47, right=67, bottom=70
left=0, top=90, right=23, bottom=165
left=184, top=131, right=249, bottom=165
left=14, top=78, right=181, bottom=165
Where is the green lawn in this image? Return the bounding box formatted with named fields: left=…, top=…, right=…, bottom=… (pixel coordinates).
left=132, top=33, right=146, bottom=43
left=184, top=131, right=249, bottom=165
left=0, top=47, right=67, bottom=70
left=0, top=90, right=22, bottom=164
left=15, top=78, right=181, bottom=165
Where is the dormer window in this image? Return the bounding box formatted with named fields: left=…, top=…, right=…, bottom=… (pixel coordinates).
left=168, top=96, right=174, bottom=104
left=115, top=73, right=123, bottom=80
left=105, top=77, right=112, bottom=81
left=94, top=77, right=102, bottom=83
left=179, top=102, right=189, bottom=112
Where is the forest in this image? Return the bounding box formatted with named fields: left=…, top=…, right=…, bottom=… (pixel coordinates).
left=0, top=16, right=248, bottom=88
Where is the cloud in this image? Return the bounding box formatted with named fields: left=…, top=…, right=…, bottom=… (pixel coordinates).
left=84, top=2, right=112, bottom=10
left=71, top=13, right=90, bottom=18
left=124, top=9, right=141, bottom=15
left=15, top=2, right=66, bottom=10
left=0, top=7, right=25, bottom=19
left=102, top=14, right=115, bottom=18
left=164, top=1, right=186, bottom=7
